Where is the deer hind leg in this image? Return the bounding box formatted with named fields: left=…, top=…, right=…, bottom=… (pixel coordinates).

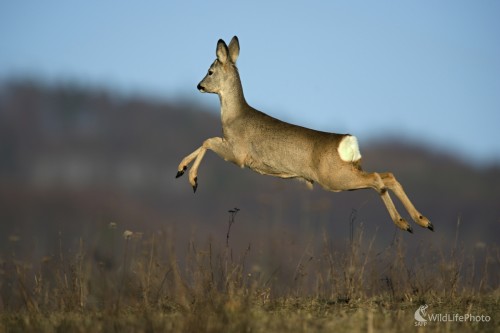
left=176, top=137, right=234, bottom=192
left=340, top=171, right=413, bottom=233
left=379, top=172, right=433, bottom=231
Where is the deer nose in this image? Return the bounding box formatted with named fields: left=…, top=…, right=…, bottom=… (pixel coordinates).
left=197, top=83, right=205, bottom=92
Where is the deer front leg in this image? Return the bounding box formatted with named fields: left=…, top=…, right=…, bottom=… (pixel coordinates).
left=379, top=172, right=433, bottom=231
left=176, top=137, right=235, bottom=192
left=176, top=147, right=203, bottom=178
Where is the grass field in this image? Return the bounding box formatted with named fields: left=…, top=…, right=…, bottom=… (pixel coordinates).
left=1, top=214, right=498, bottom=332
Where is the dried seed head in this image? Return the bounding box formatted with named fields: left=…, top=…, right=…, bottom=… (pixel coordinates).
left=123, top=230, right=133, bottom=240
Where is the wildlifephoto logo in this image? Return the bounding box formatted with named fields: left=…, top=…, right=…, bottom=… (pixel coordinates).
left=414, top=304, right=429, bottom=323
left=414, top=304, right=491, bottom=327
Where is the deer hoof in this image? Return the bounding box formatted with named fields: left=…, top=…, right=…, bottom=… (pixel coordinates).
left=176, top=166, right=187, bottom=178
left=414, top=214, right=433, bottom=231
left=192, top=177, right=198, bottom=193
left=397, top=217, right=412, bottom=233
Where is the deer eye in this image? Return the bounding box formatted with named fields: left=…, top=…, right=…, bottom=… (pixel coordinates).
left=208, top=70, right=214, bottom=76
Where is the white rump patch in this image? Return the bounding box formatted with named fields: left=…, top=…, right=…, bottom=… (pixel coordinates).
left=338, top=135, right=362, bottom=162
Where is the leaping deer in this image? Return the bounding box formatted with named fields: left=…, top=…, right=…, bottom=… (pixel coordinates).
left=176, top=36, right=433, bottom=233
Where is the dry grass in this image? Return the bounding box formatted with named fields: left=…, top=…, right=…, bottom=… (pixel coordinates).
left=1, top=213, right=499, bottom=332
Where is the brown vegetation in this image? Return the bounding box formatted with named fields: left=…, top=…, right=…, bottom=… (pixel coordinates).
left=1, top=213, right=498, bottom=332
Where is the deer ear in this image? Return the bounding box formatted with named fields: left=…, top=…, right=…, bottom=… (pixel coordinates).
left=216, top=39, right=229, bottom=64
left=228, top=36, right=240, bottom=64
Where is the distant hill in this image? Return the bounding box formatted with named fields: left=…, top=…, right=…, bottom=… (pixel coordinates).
left=1, top=80, right=498, bottom=260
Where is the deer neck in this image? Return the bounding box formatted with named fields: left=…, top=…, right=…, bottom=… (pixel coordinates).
left=219, top=75, right=247, bottom=123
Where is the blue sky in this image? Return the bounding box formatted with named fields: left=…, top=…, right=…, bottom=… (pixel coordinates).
left=1, top=1, right=499, bottom=165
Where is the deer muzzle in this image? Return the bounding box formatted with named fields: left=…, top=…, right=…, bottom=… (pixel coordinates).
left=197, top=83, right=206, bottom=92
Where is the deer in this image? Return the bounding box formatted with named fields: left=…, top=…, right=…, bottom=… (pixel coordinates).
left=175, top=36, right=433, bottom=233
